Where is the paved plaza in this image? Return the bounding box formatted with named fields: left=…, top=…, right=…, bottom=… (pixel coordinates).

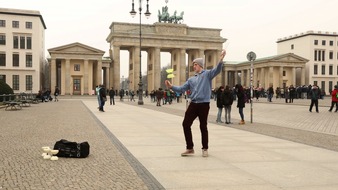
left=1, top=96, right=338, bottom=190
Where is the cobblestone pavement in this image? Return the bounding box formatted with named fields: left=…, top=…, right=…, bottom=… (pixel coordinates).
left=0, top=100, right=162, bottom=190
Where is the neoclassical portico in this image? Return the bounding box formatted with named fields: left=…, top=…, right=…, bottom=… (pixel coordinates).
left=223, top=53, right=308, bottom=89
left=106, top=22, right=227, bottom=92
left=48, top=43, right=110, bottom=95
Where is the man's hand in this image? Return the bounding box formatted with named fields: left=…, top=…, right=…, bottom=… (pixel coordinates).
left=220, top=49, right=226, bottom=61
left=165, top=80, right=172, bottom=88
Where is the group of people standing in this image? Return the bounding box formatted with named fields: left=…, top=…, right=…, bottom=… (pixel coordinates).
left=215, top=84, right=246, bottom=125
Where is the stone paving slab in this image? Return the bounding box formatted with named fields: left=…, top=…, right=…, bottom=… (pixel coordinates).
left=83, top=97, right=338, bottom=190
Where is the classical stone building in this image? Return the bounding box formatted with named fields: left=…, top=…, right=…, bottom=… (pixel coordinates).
left=48, top=43, right=110, bottom=95
left=106, top=22, right=227, bottom=92
left=223, top=53, right=308, bottom=89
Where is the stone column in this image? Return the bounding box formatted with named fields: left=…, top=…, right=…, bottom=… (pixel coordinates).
left=301, top=67, right=306, bottom=85
left=279, top=66, right=283, bottom=88
left=97, top=60, right=102, bottom=85
left=51, top=58, right=56, bottom=93
left=105, top=67, right=110, bottom=89
left=247, top=69, right=251, bottom=87
left=84, top=59, right=89, bottom=95
left=113, top=46, right=120, bottom=91
left=254, top=67, right=258, bottom=87
left=234, top=70, right=238, bottom=85
left=179, top=49, right=186, bottom=86
left=240, top=70, right=244, bottom=85
left=133, top=46, right=141, bottom=91
left=292, top=67, right=296, bottom=86
left=213, top=50, right=221, bottom=88
left=198, top=49, right=205, bottom=60
left=65, top=59, right=70, bottom=95
left=260, top=68, right=265, bottom=88
left=154, top=47, right=161, bottom=90
left=269, top=66, right=274, bottom=87
left=224, top=69, right=228, bottom=86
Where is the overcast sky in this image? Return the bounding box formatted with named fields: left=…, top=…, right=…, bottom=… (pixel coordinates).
left=1, top=0, right=338, bottom=77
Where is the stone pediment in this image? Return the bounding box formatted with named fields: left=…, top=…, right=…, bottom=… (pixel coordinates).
left=237, top=53, right=309, bottom=65
left=270, top=53, right=308, bottom=62
left=48, top=42, right=105, bottom=55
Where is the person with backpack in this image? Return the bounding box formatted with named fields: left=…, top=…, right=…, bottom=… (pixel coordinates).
left=309, top=85, right=320, bottom=113
left=328, top=85, right=338, bottom=112
left=222, top=85, right=234, bottom=124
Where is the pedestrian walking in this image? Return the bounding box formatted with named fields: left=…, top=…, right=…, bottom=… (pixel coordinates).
left=309, top=85, right=320, bottom=113
left=165, top=49, right=226, bottom=157
left=109, top=87, right=115, bottom=105
left=328, top=85, right=338, bottom=112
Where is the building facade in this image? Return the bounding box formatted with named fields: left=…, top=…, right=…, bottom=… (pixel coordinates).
left=277, top=31, right=338, bottom=94
left=0, top=8, right=47, bottom=93
left=48, top=43, right=110, bottom=95
left=106, top=22, right=226, bottom=92
left=222, top=53, right=308, bottom=90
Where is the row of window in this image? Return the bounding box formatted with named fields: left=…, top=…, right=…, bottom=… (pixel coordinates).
left=314, top=39, right=337, bottom=46
left=0, top=53, right=33, bottom=67
left=0, top=20, right=32, bottom=29
left=313, top=50, right=338, bottom=61
left=0, top=34, right=32, bottom=49
left=313, top=64, right=338, bottom=75
left=0, top=75, right=32, bottom=91
left=313, top=81, right=338, bottom=93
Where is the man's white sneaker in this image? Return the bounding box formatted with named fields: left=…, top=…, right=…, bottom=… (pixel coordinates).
left=181, top=149, right=194, bottom=156
left=202, top=149, right=208, bottom=157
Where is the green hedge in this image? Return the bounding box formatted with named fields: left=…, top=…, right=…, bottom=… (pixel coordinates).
left=0, top=80, right=14, bottom=102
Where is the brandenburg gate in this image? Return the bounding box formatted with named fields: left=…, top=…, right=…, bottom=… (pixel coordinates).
left=106, top=22, right=227, bottom=92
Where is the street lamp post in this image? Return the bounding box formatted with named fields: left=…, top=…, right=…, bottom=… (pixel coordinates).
left=130, top=0, right=151, bottom=105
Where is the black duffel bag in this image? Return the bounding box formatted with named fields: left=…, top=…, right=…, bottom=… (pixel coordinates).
left=53, top=139, right=90, bottom=158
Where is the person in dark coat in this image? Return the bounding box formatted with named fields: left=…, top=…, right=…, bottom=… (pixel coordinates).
left=309, top=85, right=320, bottom=113
left=222, top=85, right=234, bottom=124
left=235, top=84, right=246, bottom=125
left=155, top=88, right=163, bottom=106
left=216, top=86, right=224, bottom=123
left=109, top=87, right=115, bottom=105
left=99, top=85, right=107, bottom=112
left=288, top=85, right=296, bottom=103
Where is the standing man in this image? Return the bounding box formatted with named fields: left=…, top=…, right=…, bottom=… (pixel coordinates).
left=109, top=87, right=115, bottom=105
left=165, top=49, right=226, bottom=157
